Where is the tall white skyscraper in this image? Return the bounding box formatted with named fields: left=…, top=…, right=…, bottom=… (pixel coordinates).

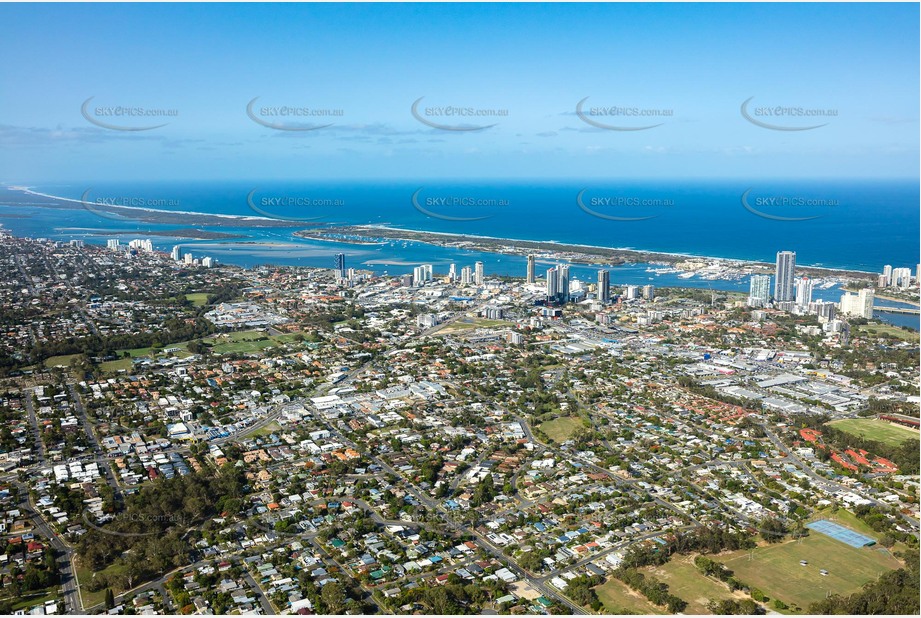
left=526, top=255, right=536, bottom=284
left=460, top=266, right=472, bottom=285
left=882, top=265, right=892, bottom=286
left=413, top=265, right=426, bottom=286
left=474, top=261, right=484, bottom=285
left=597, top=269, right=610, bottom=304
left=892, top=267, right=912, bottom=289
left=642, top=284, right=655, bottom=300
left=795, top=277, right=813, bottom=309
left=171, top=245, right=182, bottom=261
left=840, top=288, right=874, bottom=319
left=546, top=266, right=558, bottom=300
left=857, top=288, right=874, bottom=318
left=107, top=239, right=120, bottom=251
left=448, top=263, right=457, bottom=282
left=748, top=274, right=771, bottom=307
left=774, top=251, right=796, bottom=302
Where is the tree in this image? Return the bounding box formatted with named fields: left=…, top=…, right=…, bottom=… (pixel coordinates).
left=105, top=588, right=115, bottom=610
left=758, top=518, right=787, bottom=543
left=471, top=474, right=496, bottom=507
left=518, top=550, right=545, bottom=572
left=321, top=581, right=347, bottom=614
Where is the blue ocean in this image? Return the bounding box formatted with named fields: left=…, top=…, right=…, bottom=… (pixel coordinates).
left=1, top=179, right=918, bottom=329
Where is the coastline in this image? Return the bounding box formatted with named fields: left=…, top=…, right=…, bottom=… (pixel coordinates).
left=0, top=185, right=890, bottom=281
left=295, top=225, right=879, bottom=280
left=5, top=186, right=303, bottom=228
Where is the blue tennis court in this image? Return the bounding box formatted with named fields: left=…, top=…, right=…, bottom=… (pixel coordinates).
left=806, top=520, right=876, bottom=548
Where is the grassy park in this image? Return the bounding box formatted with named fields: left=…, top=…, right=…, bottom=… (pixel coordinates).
left=826, top=418, right=918, bottom=447
left=539, top=416, right=584, bottom=442
left=854, top=322, right=919, bottom=342
left=719, top=531, right=902, bottom=612
left=184, top=292, right=210, bottom=306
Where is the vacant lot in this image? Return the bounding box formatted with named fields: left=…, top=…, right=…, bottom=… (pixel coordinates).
left=854, top=322, right=919, bottom=342
left=720, top=531, right=902, bottom=612
left=210, top=336, right=277, bottom=355
left=98, top=357, right=134, bottom=373
left=251, top=420, right=282, bottom=437
left=644, top=554, right=742, bottom=614
left=435, top=317, right=507, bottom=334
left=8, top=590, right=57, bottom=612
left=43, top=354, right=81, bottom=369
left=594, top=577, right=665, bottom=615
left=539, top=416, right=584, bottom=442
left=184, top=292, right=210, bottom=306
left=75, top=561, right=129, bottom=609
left=208, top=329, right=302, bottom=354
left=827, top=418, right=918, bottom=447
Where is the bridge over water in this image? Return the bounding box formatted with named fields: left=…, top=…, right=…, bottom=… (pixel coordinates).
left=873, top=305, right=920, bottom=315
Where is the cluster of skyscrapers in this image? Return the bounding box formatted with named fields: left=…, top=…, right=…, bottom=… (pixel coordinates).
left=108, top=238, right=153, bottom=253
left=878, top=264, right=920, bottom=289
left=408, top=261, right=484, bottom=287
left=750, top=251, right=816, bottom=312
left=749, top=250, right=874, bottom=320
left=106, top=238, right=214, bottom=268
left=545, top=264, right=571, bottom=303
left=332, top=253, right=363, bottom=283
left=529, top=257, right=643, bottom=306
left=169, top=244, right=215, bottom=268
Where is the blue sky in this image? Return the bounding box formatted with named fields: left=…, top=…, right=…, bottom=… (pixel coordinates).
left=0, top=2, right=917, bottom=181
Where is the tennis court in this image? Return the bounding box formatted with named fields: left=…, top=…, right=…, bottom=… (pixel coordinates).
left=806, top=520, right=876, bottom=548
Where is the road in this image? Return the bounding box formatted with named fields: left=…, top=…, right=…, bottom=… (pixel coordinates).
left=12, top=481, right=82, bottom=613
left=17, top=389, right=81, bottom=613
left=23, top=391, right=46, bottom=463
left=242, top=571, right=276, bottom=615
left=68, top=383, right=123, bottom=501
left=308, top=536, right=383, bottom=614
